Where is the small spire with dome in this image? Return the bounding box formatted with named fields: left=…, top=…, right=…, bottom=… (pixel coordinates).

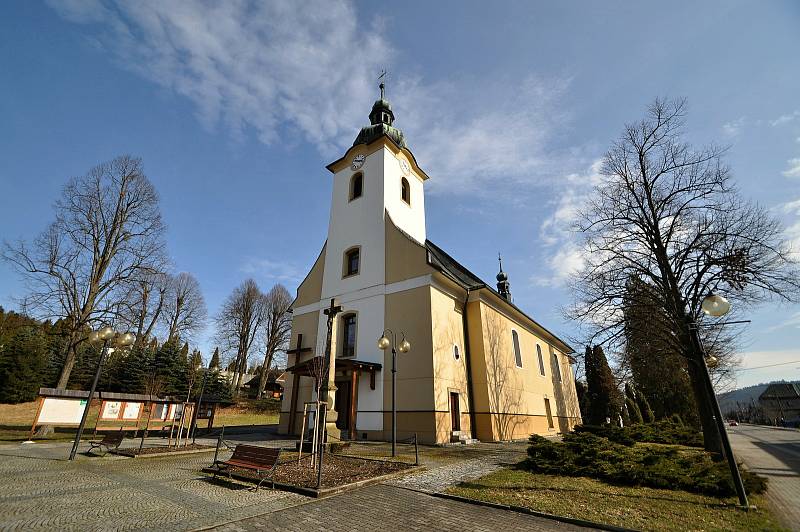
left=353, top=70, right=406, bottom=149
left=496, top=253, right=512, bottom=302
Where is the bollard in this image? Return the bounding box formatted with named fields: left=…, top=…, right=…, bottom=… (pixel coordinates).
left=214, top=425, right=225, bottom=464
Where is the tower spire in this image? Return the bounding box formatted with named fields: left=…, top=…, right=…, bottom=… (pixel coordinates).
left=379, top=69, right=386, bottom=99
left=496, top=253, right=512, bottom=302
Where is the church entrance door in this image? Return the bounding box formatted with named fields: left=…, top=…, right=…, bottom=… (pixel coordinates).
left=335, top=380, right=351, bottom=433
left=450, top=392, right=461, bottom=432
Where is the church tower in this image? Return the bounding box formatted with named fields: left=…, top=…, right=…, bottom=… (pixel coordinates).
left=311, top=82, right=430, bottom=438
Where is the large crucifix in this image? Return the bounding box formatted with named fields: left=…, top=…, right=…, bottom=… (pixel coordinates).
left=286, top=334, right=312, bottom=434
left=320, top=298, right=343, bottom=439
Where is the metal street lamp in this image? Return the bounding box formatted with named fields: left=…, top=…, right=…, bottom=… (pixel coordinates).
left=690, top=292, right=749, bottom=507
left=68, top=327, right=135, bottom=461
left=377, top=329, right=411, bottom=457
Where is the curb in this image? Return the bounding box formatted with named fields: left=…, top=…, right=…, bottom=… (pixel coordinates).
left=393, top=485, right=637, bottom=532
left=200, top=463, right=425, bottom=498
left=113, top=446, right=217, bottom=459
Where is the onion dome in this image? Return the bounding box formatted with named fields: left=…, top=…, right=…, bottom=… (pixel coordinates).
left=496, top=254, right=512, bottom=302
left=353, top=82, right=407, bottom=149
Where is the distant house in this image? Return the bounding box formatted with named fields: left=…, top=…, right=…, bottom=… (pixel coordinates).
left=758, top=382, right=800, bottom=426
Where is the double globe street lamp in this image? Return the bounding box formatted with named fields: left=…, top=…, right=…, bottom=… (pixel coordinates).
left=692, top=292, right=749, bottom=507
left=377, top=330, right=411, bottom=457
left=68, top=326, right=135, bottom=461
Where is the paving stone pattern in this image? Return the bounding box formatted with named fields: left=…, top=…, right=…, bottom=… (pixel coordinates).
left=207, top=484, right=593, bottom=532
left=0, top=441, right=306, bottom=531
left=387, top=443, right=528, bottom=492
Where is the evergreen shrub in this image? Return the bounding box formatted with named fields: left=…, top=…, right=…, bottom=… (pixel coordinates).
left=523, top=433, right=767, bottom=497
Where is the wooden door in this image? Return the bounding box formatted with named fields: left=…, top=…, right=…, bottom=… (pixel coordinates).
left=335, top=380, right=351, bottom=432
left=450, top=392, right=461, bottom=432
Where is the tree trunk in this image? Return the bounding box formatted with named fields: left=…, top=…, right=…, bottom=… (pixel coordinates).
left=256, top=348, right=275, bottom=400
left=686, top=353, right=723, bottom=455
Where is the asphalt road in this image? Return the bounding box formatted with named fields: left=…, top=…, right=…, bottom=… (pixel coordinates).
left=729, top=424, right=800, bottom=530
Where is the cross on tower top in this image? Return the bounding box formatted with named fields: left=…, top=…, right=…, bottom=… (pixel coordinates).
left=378, top=69, right=387, bottom=99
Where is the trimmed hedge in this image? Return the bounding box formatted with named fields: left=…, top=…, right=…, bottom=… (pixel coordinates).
left=523, top=432, right=767, bottom=497
left=574, top=419, right=704, bottom=447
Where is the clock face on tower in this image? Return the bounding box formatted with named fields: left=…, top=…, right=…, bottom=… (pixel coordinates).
left=398, top=158, right=410, bottom=175
left=351, top=154, right=365, bottom=171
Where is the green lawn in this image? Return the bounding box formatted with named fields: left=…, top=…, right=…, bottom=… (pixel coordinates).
left=0, top=400, right=279, bottom=441
left=447, top=468, right=785, bottom=532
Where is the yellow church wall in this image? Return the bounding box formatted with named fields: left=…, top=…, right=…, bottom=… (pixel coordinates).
left=430, top=285, right=472, bottom=442
left=383, top=285, right=439, bottom=443
left=292, top=243, right=326, bottom=309
left=384, top=214, right=433, bottom=284
left=278, top=310, right=322, bottom=436
left=469, top=300, right=581, bottom=441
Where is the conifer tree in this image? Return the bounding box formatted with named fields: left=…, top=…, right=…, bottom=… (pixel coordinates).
left=626, top=396, right=643, bottom=424
left=0, top=326, right=48, bottom=402
left=209, top=347, right=220, bottom=369
left=585, top=345, right=621, bottom=425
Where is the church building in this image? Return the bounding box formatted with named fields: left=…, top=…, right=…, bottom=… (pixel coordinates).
left=278, top=84, right=582, bottom=444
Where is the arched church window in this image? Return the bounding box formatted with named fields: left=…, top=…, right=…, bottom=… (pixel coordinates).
left=512, top=330, right=522, bottom=368
left=401, top=177, right=410, bottom=205
left=350, top=173, right=363, bottom=200
left=553, top=352, right=562, bottom=382
left=343, top=247, right=360, bottom=277
left=537, top=345, right=546, bottom=376
left=342, top=313, right=357, bottom=357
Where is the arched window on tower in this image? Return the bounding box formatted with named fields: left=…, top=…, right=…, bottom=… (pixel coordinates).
left=401, top=177, right=410, bottom=205
left=343, top=246, right=360, bottom=277
left=341, top=313, right=357, bottom=357
left=350, top=173, right=363, bottom=201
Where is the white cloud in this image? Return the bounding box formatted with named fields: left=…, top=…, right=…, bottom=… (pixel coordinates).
left=783, top=158, right=800, bottom=178
left=48, top=1, right=573, bottom=195
left=734, top=349, right=800, bottom=388
left=533, top=159, right=603, bottom=287
left=48, top=0, right=392, bottom=157
left=240, top=258, right=304, bottom=286
left=769, top=110, right=800, bottom=127
left=396, top=75, right=572, bottom=194
left=722, top=117, right=745, bottom=137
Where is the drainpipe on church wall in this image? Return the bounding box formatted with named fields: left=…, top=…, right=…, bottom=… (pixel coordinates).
left=461, top=287, right=478, bottom=440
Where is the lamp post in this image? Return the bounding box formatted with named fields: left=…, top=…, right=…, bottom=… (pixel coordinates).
left=377, top=329, right=411, bottom=457
left=691, top=293, right=749, bottom=507
left=68, top=327, right=134, bottom=461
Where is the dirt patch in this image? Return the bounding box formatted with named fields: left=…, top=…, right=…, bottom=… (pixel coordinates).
left=226, top=454, right=411, bottom=489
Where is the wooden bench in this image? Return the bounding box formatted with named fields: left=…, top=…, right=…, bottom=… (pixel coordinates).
left=213, top=444, right=282, bottom=490
left=87, top=432, right=124, bottom=456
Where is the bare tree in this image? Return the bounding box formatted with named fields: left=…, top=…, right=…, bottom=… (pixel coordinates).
left=119, top=269, right=170, bottom=347
left=570, top=98, right=800, bottom=452
left=256, top=284, right=292, bottom=399
left=214, top=278, right=267, bottom=394
left=3, top=155, right=166, bottom=392
left=162, top=272, right=207, bottom=342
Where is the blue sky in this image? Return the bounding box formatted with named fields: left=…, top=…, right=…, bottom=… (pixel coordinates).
left=1, top=1, right=799, bottom=390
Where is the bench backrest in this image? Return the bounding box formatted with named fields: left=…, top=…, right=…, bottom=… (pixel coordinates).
left=101, top=432, right=125, bottom=445
left=231, top=445, right=281, bottom=468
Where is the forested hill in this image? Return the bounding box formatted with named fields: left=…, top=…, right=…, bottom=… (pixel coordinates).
left=717, top=382, right=785, bottom=413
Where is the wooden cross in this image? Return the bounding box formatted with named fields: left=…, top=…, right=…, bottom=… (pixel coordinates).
left=286, top=334, right=312, bottom=358
left=322, top=298, right=342, bottom=365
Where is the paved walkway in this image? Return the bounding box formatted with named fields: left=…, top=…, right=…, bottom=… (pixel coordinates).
left=0, top=439, right=306, bottom=531
left=386, top=443, right=527, bottom=492
left=729, top=424, right=800, bottom=530
left=206, top=483, right=593, bottom=532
